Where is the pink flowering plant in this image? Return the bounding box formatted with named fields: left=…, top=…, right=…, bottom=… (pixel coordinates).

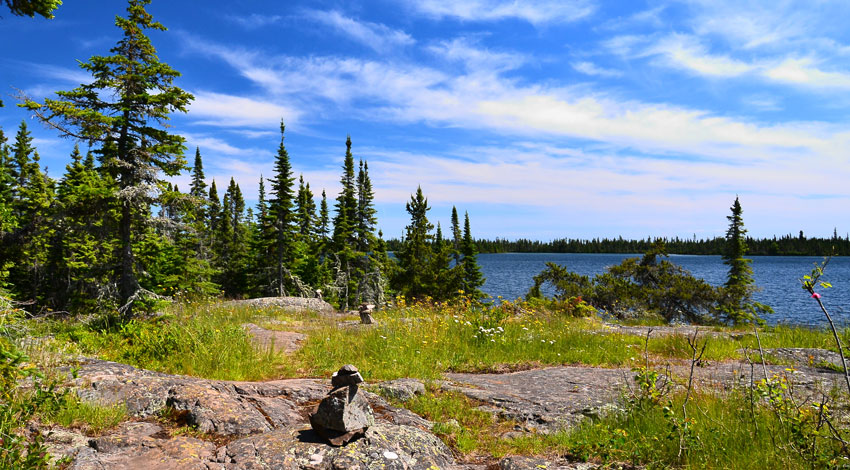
left=801, top=258, right=850, bottom=395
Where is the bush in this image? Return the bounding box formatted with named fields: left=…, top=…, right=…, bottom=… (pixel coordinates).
left=527, top=241, right=723, bottom=324
left=1, top=293, right=68, bottom=469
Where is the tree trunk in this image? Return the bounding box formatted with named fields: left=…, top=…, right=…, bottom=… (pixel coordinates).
left=119, top=199, right=135, bottom=318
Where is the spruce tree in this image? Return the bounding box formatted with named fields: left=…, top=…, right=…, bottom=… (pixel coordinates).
left=332, top=136, right=357, bottom=252
left=9, top=120, right=34, bottom=205
left=331, top=136, right=359, bottom=308
left=12, top=152, right=54, bottom=304
left=430, top=221, right=456, bottom=300
left=213, top=178, right=249, bottom=296
left=256, top=175, right=267, bottom=223
left=393, top=186, right=435, bottom=299
left=265, top=121, right=297, bottom=296
left=295, top=175, right=316, bottom=240
left=0, top=126, right=14, bottom=235
left=720, top=196, right=771, bottom=323
left=355, top=160, right=377, bottom=252
left=460, top=212, right=485, bottom=299
left=189, top=147, right=206, bottom=198
left=207, top=180, right=221, bottom=253
left=450, top=206, right=462, bottom=263
left=318, top=189, right=330, bottom=244
left=24, top=0, right=193, bottom=317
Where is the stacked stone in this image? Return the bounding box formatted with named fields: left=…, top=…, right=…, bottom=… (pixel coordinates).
left=359, top=303, right=375, bottom=324
left=309, top=365, right=374, bottom=446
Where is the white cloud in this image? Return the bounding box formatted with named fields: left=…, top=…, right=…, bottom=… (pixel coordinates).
left=189, top=91, right=302, bottom=128
left=572, top=61, right=622, bottom=77
left=305, top=10, right=414, bottom=53
left=181, top=132, right=255, bottom=156
left=407, top=0, right=595, bottom=25
left=429, top=38, right=526, bottom=72
left=182, top=35, right=850, bottom=170
left=647, top=34, right=754, bottom=77
left=741, top=94, right=782, bottom=112
left=763, top=58, right=850, bottom=90
left=19, top=62, right=91, bottom=84
left=228, top=13, right=283, bottom=29
left=354, top=141, right=850, bottom=238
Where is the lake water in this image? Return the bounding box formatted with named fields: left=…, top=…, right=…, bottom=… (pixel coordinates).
left=477, top=253, right=850, bottom=327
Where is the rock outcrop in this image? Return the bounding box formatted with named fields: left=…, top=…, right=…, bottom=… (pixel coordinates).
left=56, top=358, right=454, bottom=469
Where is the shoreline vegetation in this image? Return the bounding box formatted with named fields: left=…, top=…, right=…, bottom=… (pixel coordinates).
left=389, top=232, right=850, bottom=257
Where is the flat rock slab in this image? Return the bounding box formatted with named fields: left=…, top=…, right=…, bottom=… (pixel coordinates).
left=445, top=367, right=630, bottom=431
left=57, top=359, right=456, bottom=469
left=70, top=359, right=328, bottom=435
left=445, top=361, right=847, bottom=432
left=243, top=323, right=307, bottom=354
left=223, top=423, right=453, bottom=469
left=222, top=297, right=336, bottom=314
left=64, top=421, right=217, bottom=470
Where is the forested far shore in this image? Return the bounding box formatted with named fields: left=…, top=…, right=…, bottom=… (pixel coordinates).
left=384, top=232, right=850, bottom=256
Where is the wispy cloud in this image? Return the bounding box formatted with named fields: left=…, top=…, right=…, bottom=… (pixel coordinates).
left=182, top=34, right=849, bottom=168
left=189, top=90, right=302, bottom=128
left=741, top=94, right=782, bottom=112
left=181, top=132, right=256, bottom=156
left=227, top=13, right=283, bottom=29
left=15, top=62, right=91, bottom=84
left=406, top=0, right=595, bottom=25
left=647, top=34, right=754, bottom=77
left=429, top=37, right=526, bottom=72
left=355, top=141, right=849, bottom=237
left=305, top=10, right=414, bottom=53
left=572, top=61, right=622, bottom=77
left=763, top=58, right=850, bottom=90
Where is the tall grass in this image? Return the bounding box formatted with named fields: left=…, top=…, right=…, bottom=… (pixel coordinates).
left=282, top=301, right=647, bottom=380
left=48, top=303, right=290, bottom=381
left=33, top=298, right=850, bottom=382
left=395, top=386, right=846, bottom=469
left=42, top=396, right=127, bottom=436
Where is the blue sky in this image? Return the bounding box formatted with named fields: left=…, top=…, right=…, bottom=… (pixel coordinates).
left=2, top=0, right=849, bottom=240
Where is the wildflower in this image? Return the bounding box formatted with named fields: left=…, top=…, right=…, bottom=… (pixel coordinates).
left=811, top=292, right=822, bottom=299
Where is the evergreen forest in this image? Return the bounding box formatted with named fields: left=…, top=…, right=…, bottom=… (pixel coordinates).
left=0, top=0, right=485, bottom=316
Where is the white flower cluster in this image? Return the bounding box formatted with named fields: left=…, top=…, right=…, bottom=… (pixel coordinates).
left=473, top=325, right=504, bottom=342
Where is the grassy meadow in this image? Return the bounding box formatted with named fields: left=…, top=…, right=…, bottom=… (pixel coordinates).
left=9, top=297, right=850, bottom=468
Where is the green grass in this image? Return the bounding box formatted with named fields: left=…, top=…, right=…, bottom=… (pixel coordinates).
left=28, top=298, right=850, bottom=383
left=391, top=386, right=848, bottom=469
left=279, top=302, right=649, bottom=380
left=42, top=302, right=292, bottom=381
left=42, top=396, right=127, bottom=436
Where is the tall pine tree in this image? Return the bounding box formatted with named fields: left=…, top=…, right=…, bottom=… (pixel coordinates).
left=393, top=186, right=435, bottom=300
left=720, top=196, right=771, bottom=324
left=264, top=121, right=298, bottom=296
left=24, top=0, right=193, bottom=317
left=460, top=211, right=485, bottom=299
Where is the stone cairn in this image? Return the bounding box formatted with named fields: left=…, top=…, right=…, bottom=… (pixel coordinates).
left=309, top=364, right=375, bottom=446
left=359, top=303, right=375, bottom=325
